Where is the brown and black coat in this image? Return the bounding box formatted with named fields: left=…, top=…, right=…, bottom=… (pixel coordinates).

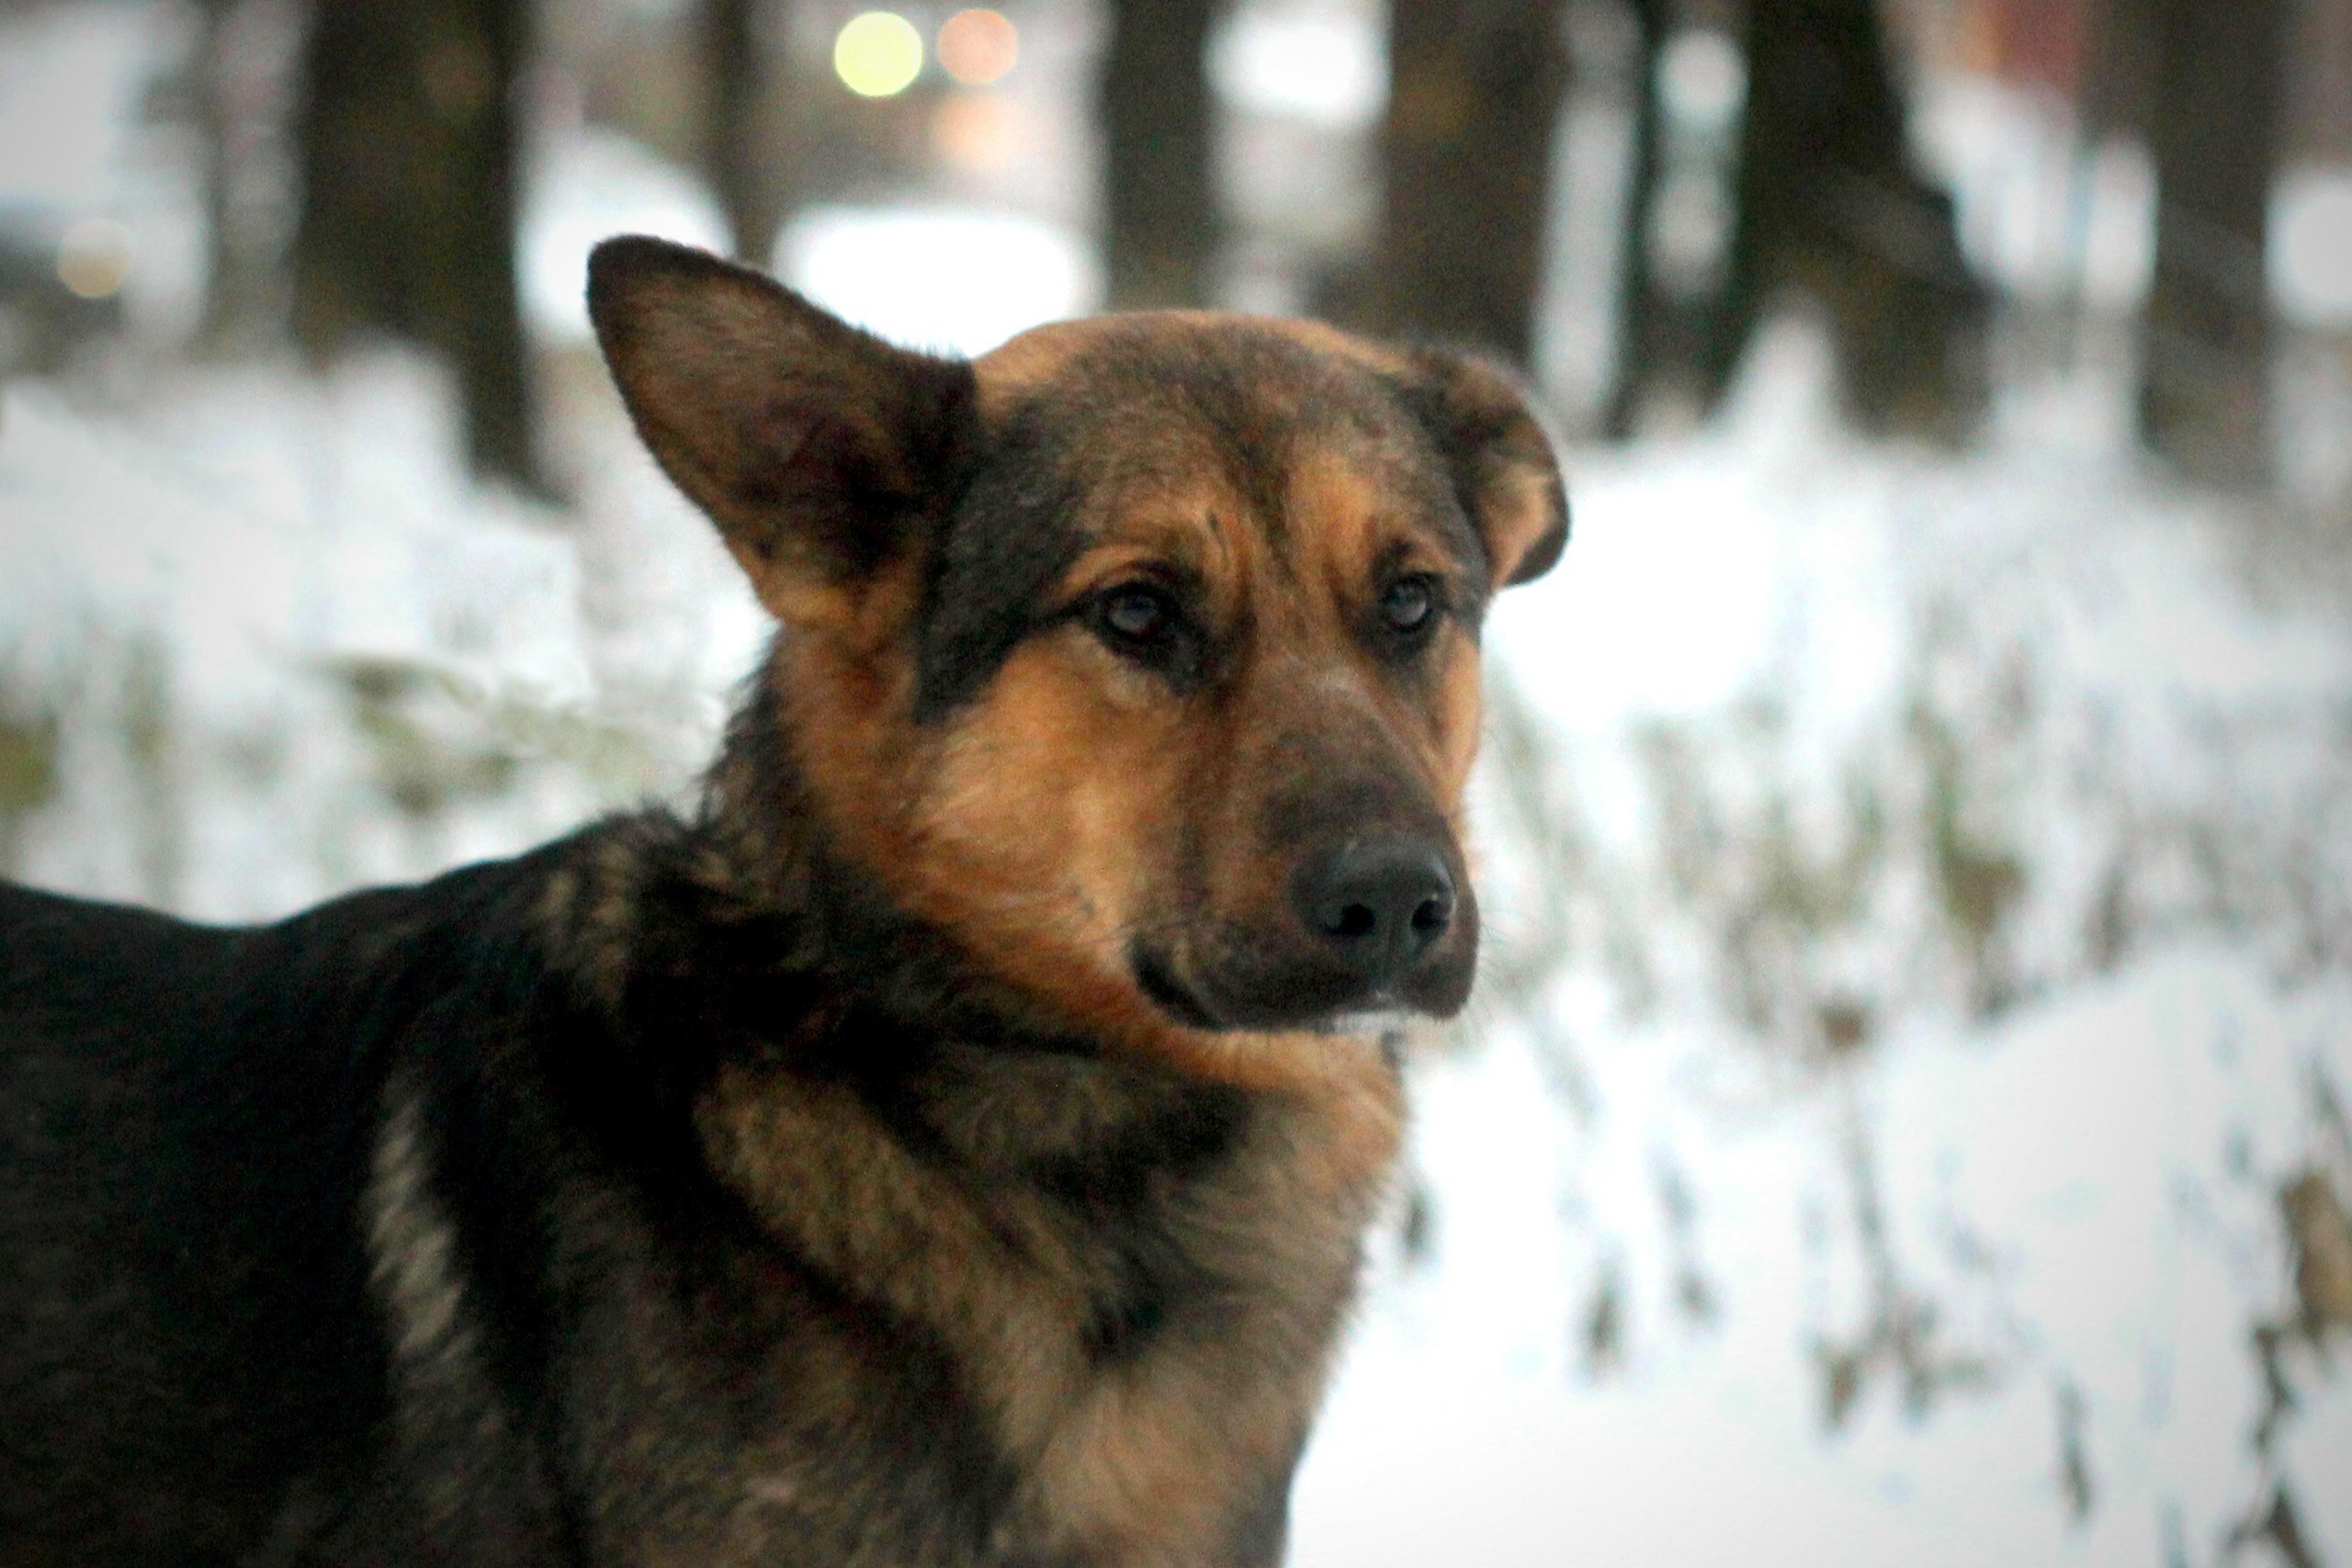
left=0, top=237, right=1566, bottom=1566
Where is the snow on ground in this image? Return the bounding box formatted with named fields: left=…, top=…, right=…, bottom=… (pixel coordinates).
left=1286, top=328, right=2352, bottom=1567
left=774, top=202, right=1104, bottom=357
left=0, top=355, right=765, bottom=917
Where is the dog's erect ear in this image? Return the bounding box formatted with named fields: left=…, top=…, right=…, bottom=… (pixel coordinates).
left=1395, top=351, right=1569, bottom=591
left=587, top=235, right=976, bottom=623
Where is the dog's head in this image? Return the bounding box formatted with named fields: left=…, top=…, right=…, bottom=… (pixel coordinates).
left=590, top=237, right=1565, bottom=1062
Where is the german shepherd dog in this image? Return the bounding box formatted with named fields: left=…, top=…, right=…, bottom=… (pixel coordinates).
left=0, top=236, right=1566, bottom=1566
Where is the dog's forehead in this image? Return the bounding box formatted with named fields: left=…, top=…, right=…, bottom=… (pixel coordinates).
left=978, top=311, right=1394, bottom=410
left=914, top=315, right=1475, bottom=721
left=971, top=313, right=1463, bottom=548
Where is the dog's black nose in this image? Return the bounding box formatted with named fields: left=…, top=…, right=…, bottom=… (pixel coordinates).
left=1293, top=839, right=1456, bottom=988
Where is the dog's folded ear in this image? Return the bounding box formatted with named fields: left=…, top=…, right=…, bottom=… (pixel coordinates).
left=588, top=235, right=976, bottom=623
left=1393, top=351, right=1569, bottom=591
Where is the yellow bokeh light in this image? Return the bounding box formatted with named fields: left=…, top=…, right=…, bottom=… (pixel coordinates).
left=835, top=11, right=923, bottom=98
left=937, top=9, right=1018, bottom=86
left=56, top=217, right=133, bottom=300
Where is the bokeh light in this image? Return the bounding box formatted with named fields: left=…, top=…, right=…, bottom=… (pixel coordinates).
left=933, top=93, right=1029, bottom=174
left=936, top=9, right=1018, bottom=87
left=833, top=12, right=924, bottom=98
left=55, top=217, right=133, bottom=299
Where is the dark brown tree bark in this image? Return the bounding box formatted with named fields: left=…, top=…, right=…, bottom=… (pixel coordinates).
left=701, top=0, right=770, bottom=262
left=294, top=0, right=543, bottom=492
left=1375, top=0, right=1571, bottom=367
left=1100, top=0, right=1218, bottom=310
left=195, top=0, right=262, bottom=352
left=1703, top=0, right=1987, bottom=436
left=2137, top=0, right=2289, bottom=487
left=1600, top=0, right=1668, bottom=437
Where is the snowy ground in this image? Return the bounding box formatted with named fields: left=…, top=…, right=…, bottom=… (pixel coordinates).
left=1286, top=327, right=2352, bottom=1567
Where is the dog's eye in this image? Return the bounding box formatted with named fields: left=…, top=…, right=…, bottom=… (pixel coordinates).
left=1379, top=575, right=1440, bottom=635
left=1085, top=580, right=1208, bottom=686
left=1096, top=583, right=1175, bottom=645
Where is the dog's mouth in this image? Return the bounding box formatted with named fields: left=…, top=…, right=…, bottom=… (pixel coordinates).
left=1132, top=944, right=1226, bottom=1031
left=1309, top=1009, right=1416, bottom=1038
left=1127, top=935, right=1470, bottom=1035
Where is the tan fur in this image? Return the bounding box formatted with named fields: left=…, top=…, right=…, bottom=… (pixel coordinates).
left=368, top=1083, right=475, bottom=1370
left=755, top=403, right=1489, bottom=1095
left=699, top=1040, right=1401, bottom=1564
left=365, top=1075, right=521, bottom=1531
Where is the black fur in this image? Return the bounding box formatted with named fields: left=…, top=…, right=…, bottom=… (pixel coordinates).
left=0, top=780, right=1265, bottom=1563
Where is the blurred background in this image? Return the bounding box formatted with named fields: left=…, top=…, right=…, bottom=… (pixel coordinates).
left=2, top=0, right=2350, bottom=1561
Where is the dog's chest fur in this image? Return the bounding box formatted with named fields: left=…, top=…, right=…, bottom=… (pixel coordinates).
left=344, top=824, right=1408, bottom=1568
left=693, top=1043, right=1399, bottom=1566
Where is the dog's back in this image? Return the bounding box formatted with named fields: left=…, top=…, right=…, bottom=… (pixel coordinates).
left=4, top=830, right=1151, bottom=1567
left=0, top=867, right=540, bottom=1562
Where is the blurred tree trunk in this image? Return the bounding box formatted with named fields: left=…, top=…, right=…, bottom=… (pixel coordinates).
left=701, top=0, right=770, bottom=262
left=1101, top=0, right=1217, bottom=309
left=195, top=0, right=259, bottom=351
left=1703, top=0, right=1987, bottom=437
left=294, top=0, right=544, bottom=492
left=1375, top=0, right=1571, bottom=366
left=1600, top=0, right=1668, bottom=437
left=2137, top=0, right=2288, bottom=487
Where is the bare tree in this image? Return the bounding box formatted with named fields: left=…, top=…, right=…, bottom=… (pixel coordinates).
left=192, top=0, right=292, bottom=354
left=1702, top=0, right=1986, bottom=437
left=1100, top=0, right=1218, bottom=309
left=2137, top=0, right=2290, bottom=487
left=1374, top=0, right=1571, bottom=366
left=294, top=0, right=543, bottom=492
left=700, top=0, right=772, bottom=262
left=1600, top=0, right=1668, bottom=437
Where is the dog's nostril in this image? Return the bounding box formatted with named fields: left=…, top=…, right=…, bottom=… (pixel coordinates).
left=1293, top=839, right=1457, bottom=986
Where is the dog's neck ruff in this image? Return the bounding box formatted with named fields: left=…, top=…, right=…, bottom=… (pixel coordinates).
left=529, top=756, right=1406, bottom=1563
